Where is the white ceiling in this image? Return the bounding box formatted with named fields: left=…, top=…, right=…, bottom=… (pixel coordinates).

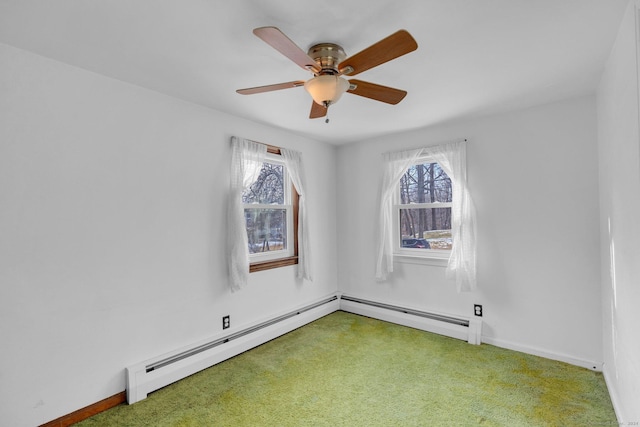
left=0, top=0, right=629, bottom=145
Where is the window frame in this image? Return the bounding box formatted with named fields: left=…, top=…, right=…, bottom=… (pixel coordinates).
left=247, top=145, right=299, bottom=273
left=393, top=155, right=453, bottom=262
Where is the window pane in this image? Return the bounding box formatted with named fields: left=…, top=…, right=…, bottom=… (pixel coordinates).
left=242, top=162, right=285, bottom=204
left=245, top=208, right=287, bottom=254
left=399, top=207, right=452, bottom=250
left=399, top=163, right=452, bottom=204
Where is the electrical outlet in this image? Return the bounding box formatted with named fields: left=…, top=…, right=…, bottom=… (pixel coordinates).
left=222, top=315, right=230, bottom=329
left=474, top=304, right=483, bottom=317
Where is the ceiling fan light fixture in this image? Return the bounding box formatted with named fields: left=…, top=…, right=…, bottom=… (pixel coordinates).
left=238, top=27, right=418, bottom=120
left=304, top=75, right=350, bottom=106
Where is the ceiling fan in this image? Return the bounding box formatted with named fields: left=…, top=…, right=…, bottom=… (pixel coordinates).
left=236, top=27, right=418, bottom=122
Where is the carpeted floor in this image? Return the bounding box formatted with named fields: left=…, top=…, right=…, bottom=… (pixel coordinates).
left=78, top=311, right=616, bottom=426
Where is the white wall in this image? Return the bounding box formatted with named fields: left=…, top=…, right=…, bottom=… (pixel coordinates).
left=3, top=10, right=638, bottom=422
left=0, top=43, right=337, bottom=427
left=597, top=0, right=640, bottom=422
left=337, top=95, right=603, bottom=369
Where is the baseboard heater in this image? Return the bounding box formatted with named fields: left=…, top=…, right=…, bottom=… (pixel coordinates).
left=339, top=295, right=482, bottom=345
left=126, top=295, right=340, bottom=404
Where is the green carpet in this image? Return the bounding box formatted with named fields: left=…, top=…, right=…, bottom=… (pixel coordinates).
left=78, top=311, right=616, bottom=426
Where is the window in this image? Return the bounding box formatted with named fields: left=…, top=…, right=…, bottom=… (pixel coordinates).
left=229, top=137, right=310, bottom=291
left=394, top=158, right=453, bottom=259
left=245, top=146, right=299, bottom=272
left=375, top=141, right=476, bottom=290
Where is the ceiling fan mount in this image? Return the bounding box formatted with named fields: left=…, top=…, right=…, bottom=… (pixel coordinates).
left=236, top=27, right=418, bottom=120
left=306, top=43, right=347, bottom=76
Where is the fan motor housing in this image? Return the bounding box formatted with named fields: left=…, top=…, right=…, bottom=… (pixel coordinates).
left=307, top=43, right=346, bottom=75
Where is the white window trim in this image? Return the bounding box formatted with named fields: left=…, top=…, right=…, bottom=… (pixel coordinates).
left=394, top=252, right=449, bottom=267
left=244, top=153, right=294, bottom=263
left=392, top=155, right=452, bottom=264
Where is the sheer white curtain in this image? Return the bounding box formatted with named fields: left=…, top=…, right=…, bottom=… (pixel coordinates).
left=281, top=148, right=312, bottom=281
left=374, top=140, right=477, bottom=292
left=375, top=148, right=423, bottom=280
left=423, top=141, right=477, bottom=292
left=228, top=137, right=266, bottom=291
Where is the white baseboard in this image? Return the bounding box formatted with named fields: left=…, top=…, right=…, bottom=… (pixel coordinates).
left=481, top=336, right=602, bottom=372
left=126, top=294, right=340, bottom=404
left=339, top=294, right=482, bottom=345
left=602, top=365, right=625, bottom=424
left=126, top=291, right=603, bottom=407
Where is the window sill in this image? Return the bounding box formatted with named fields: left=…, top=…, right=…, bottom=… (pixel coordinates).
left=394, top=252, right=449, bottom=267
left=250, top=256, right=298, bottom=273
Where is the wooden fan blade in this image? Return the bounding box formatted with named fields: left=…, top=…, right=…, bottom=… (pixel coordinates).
left=253, top=27, right=321, bottom=73
left=339, top=30, right=417, bottom=76
left=236, top=80, right=305, bottom=95
left=309, top=101, right=327, bottom=119
left=347, top=79, right=407, bottom=104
